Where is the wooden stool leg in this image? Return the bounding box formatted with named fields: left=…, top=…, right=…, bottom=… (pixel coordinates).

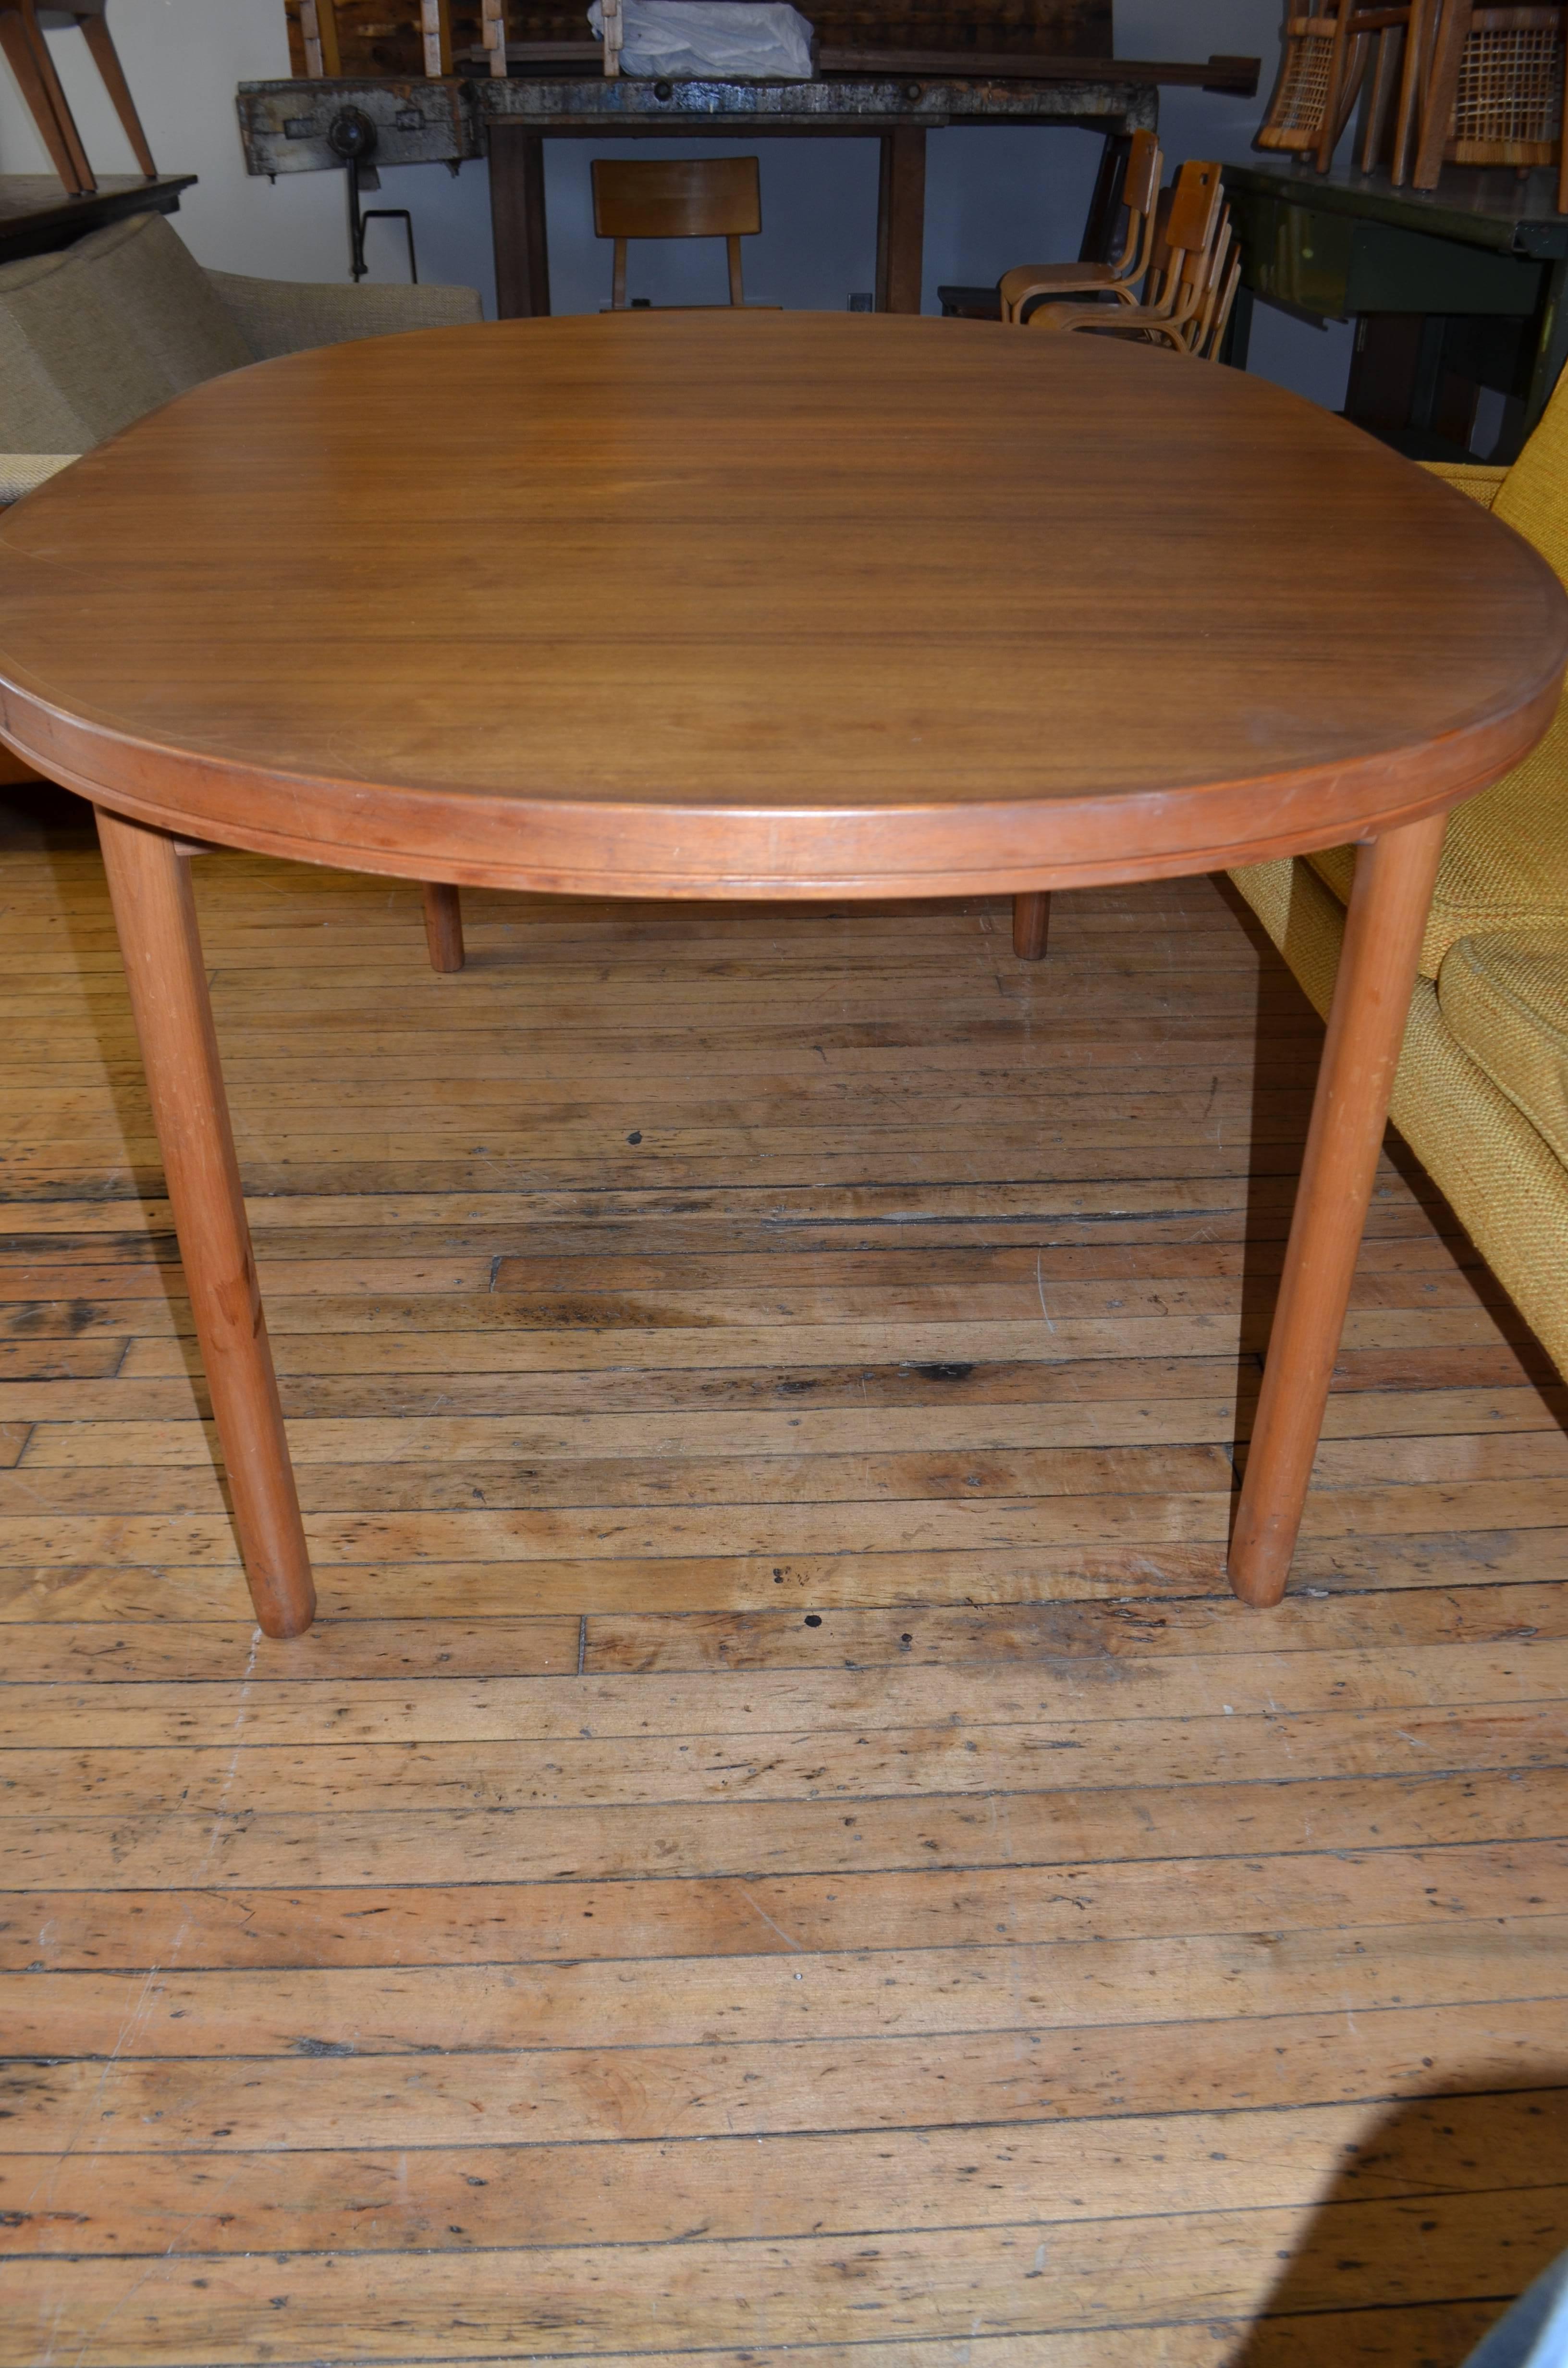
left=420, top=880, right=465, bottom=972
left=96, top=807, right=316, bottom=1640
left=78, top=11, right=157, bottom=179
left=1227, top=809, right=1446, bottom=1609
left=1012, top=890, right=1050, bottom=961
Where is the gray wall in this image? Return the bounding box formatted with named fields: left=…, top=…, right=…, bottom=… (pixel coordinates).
left=0, top=0, right=1354, bottom=407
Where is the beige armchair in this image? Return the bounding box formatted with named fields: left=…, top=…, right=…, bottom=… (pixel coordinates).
left=0, top=210, right=482, bottom=969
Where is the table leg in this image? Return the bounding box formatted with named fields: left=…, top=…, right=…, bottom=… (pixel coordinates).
left=1227, top=808, right=1446, bottom=1609
left=876, top=126, right=927, bottom=313
left=1012, top=892, right=1050, bottom=961
left=490, top=125, right=550, bottom=319
left=96, top=808, right=316, bottom=1640
left=421, top=881, right=466, bottom=972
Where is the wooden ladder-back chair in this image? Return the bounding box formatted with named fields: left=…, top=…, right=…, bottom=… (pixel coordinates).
left=997, top=130, right=1164, bottom=323
left=0, top=0, right=155, bottom=195
left=1413, top=0, right=1568, bottom=203
left=592, top=156, right=771, bottom=310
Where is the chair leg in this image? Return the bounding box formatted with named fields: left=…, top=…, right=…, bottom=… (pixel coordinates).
left=77, top=11, right=156, bottom=179
left=1012, top=891, right=1050, bottom=961
left=421, top=881, right=465, bottom=972
left=0, top=10, right=88, bottom=192
left=20, top=1, right=95, bottom=188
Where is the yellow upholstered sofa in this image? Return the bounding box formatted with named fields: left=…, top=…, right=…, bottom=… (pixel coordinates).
left=1231, top=385, right=1568, bottom=1380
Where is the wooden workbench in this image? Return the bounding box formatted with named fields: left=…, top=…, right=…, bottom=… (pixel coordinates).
left=238, top=67, right=1248, bottom=316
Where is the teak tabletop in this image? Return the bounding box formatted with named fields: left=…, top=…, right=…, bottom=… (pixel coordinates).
left=0, top=313, right=1562, bottom=1638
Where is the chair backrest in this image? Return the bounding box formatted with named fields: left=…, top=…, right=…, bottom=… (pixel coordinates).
left=1122, top=126, right=1163, bottom=220
left=1110, top=128, right=1164, bottom=281
left=1255, top=6, right=1354, bottom=149
left=1164, top=159, right=1225, bottom=258
left=1137, top=165, right=1223, bottom=322
left=593, top=156, right=763, bottom=309
left=1115, top=166, right=1227, bottom=339
left=591, top=157, right=762, bottom=242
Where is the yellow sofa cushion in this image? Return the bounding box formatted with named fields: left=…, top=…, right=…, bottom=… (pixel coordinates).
left=1304, top=710, right=1568, bottom=976
left=1301, top=445, right=1568, bottom=976
left=1437, top=928, right=1568, bottom=1165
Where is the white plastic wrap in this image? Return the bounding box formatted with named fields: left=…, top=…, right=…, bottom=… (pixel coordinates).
left=587, top=0, right=814, bottom=80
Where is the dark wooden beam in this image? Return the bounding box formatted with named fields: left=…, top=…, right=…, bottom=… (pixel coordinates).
left=819, top=50, right=1260, bottom=94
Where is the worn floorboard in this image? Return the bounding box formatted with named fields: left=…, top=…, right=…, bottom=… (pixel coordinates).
left=1, top=785, right=1565, bottom=2367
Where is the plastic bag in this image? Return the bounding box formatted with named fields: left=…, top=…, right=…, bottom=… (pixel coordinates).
left=587, top=0, right=814, bottom=81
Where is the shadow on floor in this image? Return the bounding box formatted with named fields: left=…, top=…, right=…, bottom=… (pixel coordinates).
left=1232, top=2085, right=1568, bottom=2367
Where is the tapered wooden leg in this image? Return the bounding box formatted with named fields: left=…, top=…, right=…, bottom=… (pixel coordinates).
left=16, top=4, right=95, bottom=190
left=0, top=12, right=86, bottom=191
left=1228, top=810, right=1447, bottom=1608
left=1012, top=891, right=1050, bottom=961
left=78, top=12, right=157, bottom=179
left=420, top=880, right=465, bottom=972
left=96, top=808, right=316, bottom=1639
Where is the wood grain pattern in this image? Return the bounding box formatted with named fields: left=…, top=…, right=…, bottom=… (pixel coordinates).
left=2, top=763, right=1566, bottom=2364
left=0, top=316, right=1561, bottom=897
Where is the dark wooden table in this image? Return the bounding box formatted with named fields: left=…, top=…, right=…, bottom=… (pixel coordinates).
left=1223, top=158, right=1568, bottom=462
left=0, top=312, right=1561, bottom=1636
left=0, top=171, right=194, bottom=265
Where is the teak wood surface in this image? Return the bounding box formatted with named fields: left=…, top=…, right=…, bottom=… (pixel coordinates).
left=0, top=311, right=1562, bottom=1637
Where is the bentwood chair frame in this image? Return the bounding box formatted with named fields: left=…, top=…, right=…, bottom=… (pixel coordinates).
left=1026, top=163, right=1227, bottom=356
left=997, top=130, right=1164, bottom=323
left=592, top=156, right=767, bottom=310
left=0, top=0, right=155, bottom=194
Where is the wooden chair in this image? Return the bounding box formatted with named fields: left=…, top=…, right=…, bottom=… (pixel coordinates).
left=592, top=157, right=769, bottom=310
left=1026, top=163, right=1227, bottom=355
left=1412, top=0, right=1568, bottom=204
left=1348, top=1, right=1433, bottom=180
left=1193, top=222, right=1244, bottom=359
left=997, top=130, right=1163, bottom=323
left=1255, top=1, right=1365, bottom=169
left=0, top=0, right=155, bottom=195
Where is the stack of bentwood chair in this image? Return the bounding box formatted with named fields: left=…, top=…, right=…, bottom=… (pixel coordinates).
left=996, top=129, right=1164, bottom=324
left=1025, top=161, right=1237, bottom=360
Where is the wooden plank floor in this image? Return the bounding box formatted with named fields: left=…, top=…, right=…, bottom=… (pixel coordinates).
left=1, top=785, right=1566, bottom=2368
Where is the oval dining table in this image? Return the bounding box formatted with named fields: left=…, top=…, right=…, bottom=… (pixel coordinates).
left=0, top=311, right=1562, bottom=1639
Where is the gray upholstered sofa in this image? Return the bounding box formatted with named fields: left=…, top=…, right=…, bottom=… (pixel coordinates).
left=0, top=209, right=481, bottom=504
